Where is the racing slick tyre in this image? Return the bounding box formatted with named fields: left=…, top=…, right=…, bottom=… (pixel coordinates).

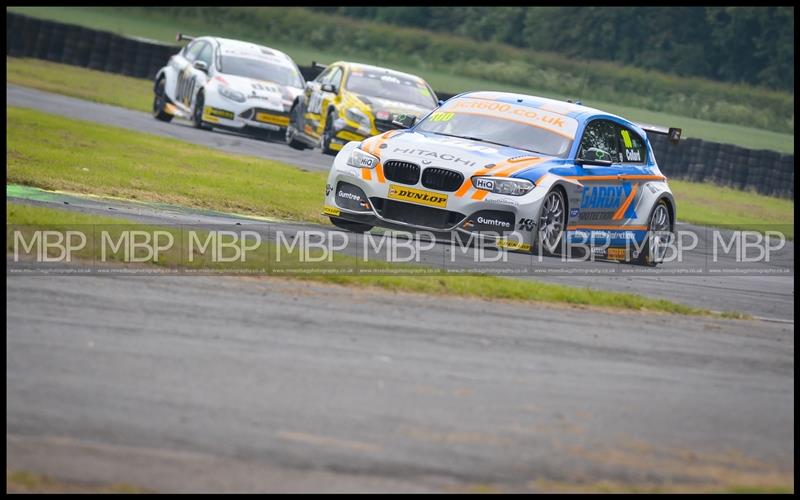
left=320, top=110, right=336, bottom=156
left=531, top=188, right=566, bottom=257
left=329, top=216, right=373, bottom=233
left=285, top=104, right=309, bottom=150
left=192, top=92, right=212, bottom=130
left=152, top=77, right=173, bottom=123
left=633, top=199, right=672, bottom=267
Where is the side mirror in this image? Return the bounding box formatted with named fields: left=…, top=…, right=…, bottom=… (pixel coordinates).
left=576, top=158, right=613, bottom=167
left=668, top=127, right=682, bottom=144
left=391, top=114, right=417, bottom=129
left=437, top=99, right=445, bottom=106
left=576, top=147, right=613, bottom=166
left=193, top=60, right=209, bottom=73
left=321, top=83, right=336, bottom=93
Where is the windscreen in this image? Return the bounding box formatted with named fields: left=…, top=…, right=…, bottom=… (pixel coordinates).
left=345, top=70, right=436, bottom=108
left=415, top=98, right=577, bottom=158
left=220, top=56, right=304, bottom=88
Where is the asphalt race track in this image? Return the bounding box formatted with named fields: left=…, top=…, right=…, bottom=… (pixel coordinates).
left=6, top=273, right=794, bottom=492
left=6, top=84, right=795, bottom=492
left=7, top=85, right=331, bottom=173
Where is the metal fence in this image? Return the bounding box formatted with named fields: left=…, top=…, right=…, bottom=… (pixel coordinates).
left=7, top=12, right=793, bottom=199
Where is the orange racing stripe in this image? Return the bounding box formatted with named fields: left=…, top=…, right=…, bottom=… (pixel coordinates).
left=375, top=162, right=386, bottom=183
left=612, top=184, right=638, bottom=220
left=567, top=225, right=648, bottom=231
left=564, top=175, right=666, bottom=182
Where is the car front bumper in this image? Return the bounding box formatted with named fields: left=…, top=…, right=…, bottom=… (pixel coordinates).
left=322, top=143, right=551, bottom=252
left=202, top=92, right=290, bottom=132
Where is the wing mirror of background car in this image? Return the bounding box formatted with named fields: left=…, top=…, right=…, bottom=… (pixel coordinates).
left=391, top=114, right=417, bottom=129
left=193, top=60, right=209, bottom=73
left=668, top=127, right=682, bottom=144
left=321, top=83, right=336, bottom=93
left=576, top=147, right=614, bottom=166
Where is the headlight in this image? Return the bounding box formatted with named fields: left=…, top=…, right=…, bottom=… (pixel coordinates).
left=345, top=107, right=371, bottom=129
left=346, top=146, right=378, bottom=169
left=219, top=86, right=246, bottom=103
left=472, top=176, right=534, bottom=196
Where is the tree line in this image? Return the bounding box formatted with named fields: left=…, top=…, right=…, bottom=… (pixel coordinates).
left=321, top=7, right=794, bottom=92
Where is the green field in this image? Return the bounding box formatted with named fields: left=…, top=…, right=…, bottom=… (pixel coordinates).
left=7, top=57, right=153, bottom=111
left=7, top=202, right=713, bottom=315
left=7, top=6, right=794, bottom=154
left=6, top=107, right=328, bottom=223
left=6, top=470, right=148, bottom=494
left=669, top=180, right=794, bottom=239
left=7, top=107, right=793, bottom=238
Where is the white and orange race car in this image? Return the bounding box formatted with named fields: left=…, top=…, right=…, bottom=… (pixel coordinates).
left=322, top=91, right=681, bottom=265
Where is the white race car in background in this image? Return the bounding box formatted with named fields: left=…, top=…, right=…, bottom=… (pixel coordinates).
left=152, top=34, right=305, bottom=137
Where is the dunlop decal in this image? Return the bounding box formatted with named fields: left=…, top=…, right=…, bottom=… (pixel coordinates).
left=388, top=184, right=448, bottom=208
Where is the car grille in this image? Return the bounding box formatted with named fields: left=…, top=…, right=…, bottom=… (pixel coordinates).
left=421, top=167, right=464, bottom=192
left=370, top=198, right=465, bottom=230
left=383, top=160, right=420, bottom=185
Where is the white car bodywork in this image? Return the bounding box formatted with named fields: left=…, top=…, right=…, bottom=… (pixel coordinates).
left=323, top=92, right=677, bottom=264
left=154, top=36, right=304, bottom=133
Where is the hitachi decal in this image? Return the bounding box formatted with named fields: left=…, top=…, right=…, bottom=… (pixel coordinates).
left=391, top=148, right=476, bottom=168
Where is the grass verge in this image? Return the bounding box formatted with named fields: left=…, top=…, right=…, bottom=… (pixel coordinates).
left=7, top=106, right=329, bottom=224
left=7, top=106, right=792, bottom=238
left=7, top=57, right=153, bottom=111
left=669, top=180, right=794, bottom=239
left=6, top=469, right=149, bottom=493
left=7, top=202, right=716, bottom=316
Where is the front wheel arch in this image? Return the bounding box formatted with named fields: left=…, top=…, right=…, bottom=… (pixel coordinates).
left=633, top=197, right=674, bottom=266
left=531, top=185, right=568, bottom=256
left=192, top=89, right=210, bottom=130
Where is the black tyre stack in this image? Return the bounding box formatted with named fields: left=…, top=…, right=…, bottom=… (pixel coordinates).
left=743, top=148, right=761, bottom=195
left=7, top=13, right=25, bottom=57
left=686, top=139, right=704, bottom=180
left=778, top=155, right=794, bottom=199
left=32, top=18, right=54, bottom=60
left=88, top=30, right=111, bottom=71
left=103, top=34, right=126, bottom=74
left=20, top=16, right=42, bottom=58
left=45, top=21, right=67, bottom=62
left=120, top=37, right=140, bottom=77
left=148, top=45, right=173, bottom=80
left=132, top=40, right=152, bottom=78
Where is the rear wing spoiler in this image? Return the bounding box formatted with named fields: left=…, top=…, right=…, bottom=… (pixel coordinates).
left=637, top=123, right=682, bottom=145
left=310, top=61, right=328, bottom=70
left=176, top=33, right=195, bottom=43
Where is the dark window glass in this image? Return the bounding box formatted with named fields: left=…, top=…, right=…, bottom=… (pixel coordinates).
left=619, top=126, right=647, bottom=163
left=579, top=120, right=620, bottom=163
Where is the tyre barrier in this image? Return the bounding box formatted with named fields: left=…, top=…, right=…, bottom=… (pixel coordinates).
left=6, top=12, right=794, bottom=199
